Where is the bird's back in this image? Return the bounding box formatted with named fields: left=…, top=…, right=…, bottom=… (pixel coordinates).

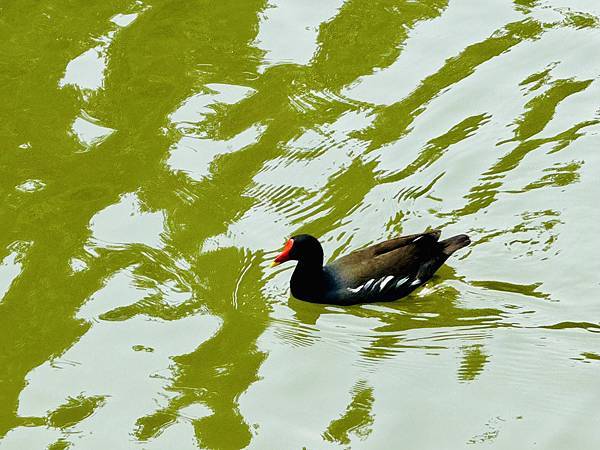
left=322, top=230, right=470, bottom=304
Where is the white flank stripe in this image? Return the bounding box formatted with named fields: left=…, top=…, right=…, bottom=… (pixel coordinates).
left=379, top=275, right=395, bottom=290
left=348, top=284, right=364, bottom=293
left=363, top=279, right=375, bottom=290
left=395, top=277, right=409, bottom=289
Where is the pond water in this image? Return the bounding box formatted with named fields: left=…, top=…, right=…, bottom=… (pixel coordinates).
left=1, top=0, right=600, bottom=448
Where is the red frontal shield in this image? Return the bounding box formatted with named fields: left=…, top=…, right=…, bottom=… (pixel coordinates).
left=272, top=239, right=294, bottom=266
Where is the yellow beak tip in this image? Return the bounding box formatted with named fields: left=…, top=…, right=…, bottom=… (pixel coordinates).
left=270, top=261, right=280, bottom=267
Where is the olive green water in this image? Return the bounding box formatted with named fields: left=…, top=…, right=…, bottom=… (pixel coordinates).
left=1, top=0, right=600, bottom=448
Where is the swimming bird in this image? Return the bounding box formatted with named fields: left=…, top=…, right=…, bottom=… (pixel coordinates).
left=271, top=231, right=470, bottom=305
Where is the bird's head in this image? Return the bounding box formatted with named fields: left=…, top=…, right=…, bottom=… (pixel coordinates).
left=271, top=234, right=323, bottom=267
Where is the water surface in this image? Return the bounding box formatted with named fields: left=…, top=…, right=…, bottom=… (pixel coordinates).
left=1, top=0, right=600, bottom=448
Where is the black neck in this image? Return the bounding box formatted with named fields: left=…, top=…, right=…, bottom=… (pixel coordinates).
left=290, top=258, right=326, bottom=301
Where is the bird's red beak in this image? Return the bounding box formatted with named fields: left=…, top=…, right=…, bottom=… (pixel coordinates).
left=271, top=239, right=294, bottom=267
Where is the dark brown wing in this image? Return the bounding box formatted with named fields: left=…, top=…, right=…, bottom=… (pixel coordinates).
left=327, top=230, right=442, bottom=285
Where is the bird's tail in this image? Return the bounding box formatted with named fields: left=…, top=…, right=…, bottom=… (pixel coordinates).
left=440, top=234, right=471, bottom=256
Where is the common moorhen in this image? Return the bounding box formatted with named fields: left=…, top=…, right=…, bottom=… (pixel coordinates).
left=271, top=230, right=470, bottom=304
